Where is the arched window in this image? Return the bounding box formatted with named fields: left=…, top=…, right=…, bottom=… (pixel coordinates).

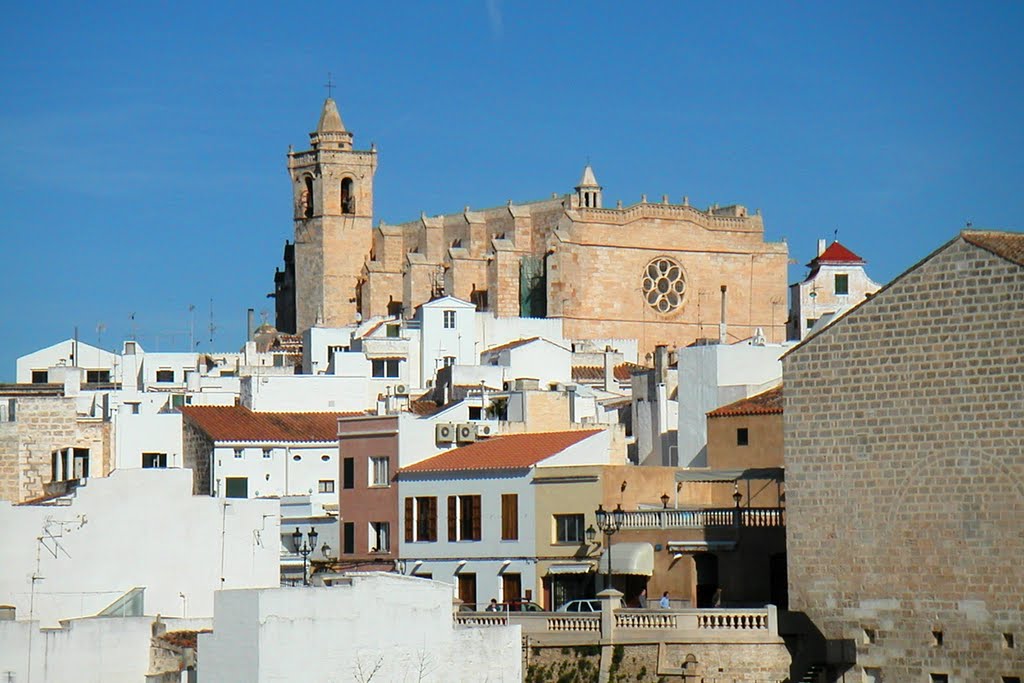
left=341, top=178, right=355, bottom=214
left=303, top=176, right=314, bottom=218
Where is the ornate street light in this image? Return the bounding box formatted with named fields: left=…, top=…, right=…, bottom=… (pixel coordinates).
left=291, top=526, right=318, bottom=586
left=660, top=493, right=670, bottom=509
left=594, top=504, right=624, bottom=589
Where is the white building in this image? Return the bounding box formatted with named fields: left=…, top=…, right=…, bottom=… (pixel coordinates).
left=16, top=338, right=120, bottom=385
left=675, top=340, right=790, bottom=467
left=480, top=337, right=573, bottom=390
left=788, top=239, right=881, bottom=340
left=397, top=429, right=612, bottom=609
left=179, top=404, right=355, bottom=499
left=0, top=468, right=279, bottom=628
left=199, top=573, right=521, bottom=683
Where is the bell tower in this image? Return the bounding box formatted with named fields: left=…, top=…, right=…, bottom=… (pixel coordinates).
left=288, top=97, right=377, bottom=333
left=573, top=164, right=602, bottom=209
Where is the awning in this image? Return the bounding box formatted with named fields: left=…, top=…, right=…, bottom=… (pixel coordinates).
left=546, top=562, right=595, bottom=575
left=674, top=467, right=784, bottom=483
left=598, top=542, right=654, bottom=576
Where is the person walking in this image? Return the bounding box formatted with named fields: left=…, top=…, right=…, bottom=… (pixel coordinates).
left=659, top=591, right=670, bottom=609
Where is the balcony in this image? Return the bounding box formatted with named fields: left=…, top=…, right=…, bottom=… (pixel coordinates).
left=616, top=507, right=785, bottom=530
left=361, top=337, right=410, bottom=358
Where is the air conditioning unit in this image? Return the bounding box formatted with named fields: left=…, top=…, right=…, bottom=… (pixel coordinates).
left=394, top=384, right=409, bottom=396
left=435, top=423, right=456, bottom=444
left=476, top=423, right=495, bottom=438
left=456, top=423, right=477, bottom=443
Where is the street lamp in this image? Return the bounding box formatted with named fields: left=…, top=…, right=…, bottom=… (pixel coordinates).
left=594, top=504, right=624, bottom=590
left=291, top=526, right=318, bottom=586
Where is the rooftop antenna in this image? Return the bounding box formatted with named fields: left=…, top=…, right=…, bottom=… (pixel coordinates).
left=129, top=312, right=137, bottom=341
left=189, top=304, right=197, bottom=349
left=965, top=220, right=973, bottom=228
left=833, top=228, right=839, bottom=242
left=324, top=72, right=335, bottom=99
left=208, top=299, right=217, bottom=349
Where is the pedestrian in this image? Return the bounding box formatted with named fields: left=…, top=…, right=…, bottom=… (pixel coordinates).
left=485, top=598, right=500, bottom=612
left=659, top=591, right=670, bottom=609
left=638, top=588, right=648, bottom=608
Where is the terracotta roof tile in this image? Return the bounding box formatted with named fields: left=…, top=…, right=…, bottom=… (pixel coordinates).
left=400, top=429, right=603, bottom=473
left=481, top=337, right=541, bottom=355
left=808, top=241, right=865, bottom=267
left=963, top=230, right=1024, bottom=267
left=179, top=405, right=363, bottom=442
left=408, top=399, right=443, bottom=416
left=707, top=385, right=783, bottom=418
left=572, top=363, right=647, bottom=382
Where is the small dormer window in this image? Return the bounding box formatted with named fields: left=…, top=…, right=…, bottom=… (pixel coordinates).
left=834, top=273, right=849, bottom=295
left=443, top=310, right=456, bottom=329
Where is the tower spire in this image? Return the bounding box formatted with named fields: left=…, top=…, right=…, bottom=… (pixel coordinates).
left=574, top=163, right=602, bottom=209
left=311, top=96, right=352, bottom=150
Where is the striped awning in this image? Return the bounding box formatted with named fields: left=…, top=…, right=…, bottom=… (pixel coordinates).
left=546, top=562, right=595, bottom=575
left=597, top=542, right=654, bottom=576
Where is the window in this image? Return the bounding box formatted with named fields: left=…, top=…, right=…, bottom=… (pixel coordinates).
left=443, top=310, right=456, bottom=328
left=1004, top=633, right=1016, bottom=649
left=340, top=177, right=355, bottom=214
left=929, top=675, right=948, bottom=683
left=262, top=448, right=273, bottom=459
left=370, top=456, right=390, bottom=486
left=448, top=495, right=481, bottom=541
left=406, top=496, right=438, bottom=542
left=468, top=406, right=482, bottom=420
left=386, top=324, right=400, bottom=338
left=318, top=479, right=335, bottom=493
left=862, top=627, right=876, bottom=645
left=1002, top=677, right=1021, bottom=683
left=457, top=573, right=477, bottom=611
left=303, top=176, right=314, bottom=218
left=155, top=369, right=174, bottom=383
left=501, top=494, right=518, bottom=541
left=737, top=428, right=749, bottom=446
left=342, top=521, right=354, bottom=554
left=31, top=370, right=48, bottom=384
left=234, top=448, right=244, bottom=459
left=326, top=344, right=347, bottom=362
left=343, top=457, right=354, bottom=489
left=370, top=521, right=390, bottom=552
left=932, top=630, right=943, bottom=646
left=224, top=477, right=248, bottom=498
left=142, top=453, right=167, bottom=468
left=371, top=359, right=400, bottom=378
left=443, top=356, right=456, bottom=367
left=86, top=369, right=110, bottom=383
left=834, top=273, right=849, bottom=295
left=555, top=514, right=585, bottom=543
left=805, top=318, right=818, bottom=330
left=127, top=402, right=140, bottom=415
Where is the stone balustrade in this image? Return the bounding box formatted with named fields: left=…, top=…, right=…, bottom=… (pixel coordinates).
left=456, top=605, right=781, bottom=647
left=617, top=507, right=785, bottom=530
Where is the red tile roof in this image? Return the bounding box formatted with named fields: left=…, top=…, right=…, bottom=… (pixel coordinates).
left=707, top=385, right=783, bottom=418
left=963, top=230, right=1024, bottom=267
left=808, top=241, right=865, bottom=267
left=572, top=363, right=647, bottom=382
left=400, top=429, right=604, bottom=473
left=481, top=337, right=542, bottom=355
left=180, top=405, right=363, bottom=442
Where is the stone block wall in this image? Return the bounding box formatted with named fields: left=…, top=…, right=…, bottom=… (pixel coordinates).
left=783, top=236, right=1024, bottom=681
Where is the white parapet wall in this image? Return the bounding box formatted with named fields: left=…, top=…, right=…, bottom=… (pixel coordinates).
left=200, top=572, right=522, bottom=683
left=0, top=468, right=280, bottom=627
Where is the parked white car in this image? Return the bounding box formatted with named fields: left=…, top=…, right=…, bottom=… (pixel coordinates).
left=555, top=598, right=624, bottom=613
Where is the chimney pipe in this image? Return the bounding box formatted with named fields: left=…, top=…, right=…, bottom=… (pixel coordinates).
left=817, top=239, right=826, bottom=256
left=719, top=285, right=728, bottom=344
left=247, top=308, right=256, bottom=342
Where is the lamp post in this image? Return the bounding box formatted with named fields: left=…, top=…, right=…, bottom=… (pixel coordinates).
left=291, top=526, right=318, bottom=586
left=594, top=504, right=624, bottom=590
left=732, top=483, right=743, bottom=529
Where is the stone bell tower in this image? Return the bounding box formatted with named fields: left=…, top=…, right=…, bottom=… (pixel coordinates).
left=288, top=98, right=377, bottom=333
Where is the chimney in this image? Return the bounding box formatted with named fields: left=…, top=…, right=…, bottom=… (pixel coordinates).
left=817, top=239, right=826, bottom=256
left=567, top=385, right=577, bottom=424
left=719, top=285, right=728, bottom=344
left=247, top=308, right=256, bottom=342
left=603, top=348, right=616, bottom=392
left=654, top=344, right=668, bottom=383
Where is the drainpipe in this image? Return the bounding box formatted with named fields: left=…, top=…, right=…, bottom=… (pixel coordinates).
left=718, top=286, right=728, bottom=345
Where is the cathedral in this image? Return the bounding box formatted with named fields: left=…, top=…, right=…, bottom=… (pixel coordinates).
left=273, top=99, right=790, bottom=356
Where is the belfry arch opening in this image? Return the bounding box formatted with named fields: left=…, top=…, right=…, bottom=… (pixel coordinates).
left=303, top=176, right=314, bottom=218
left=341, top=178, right=355, bottom=214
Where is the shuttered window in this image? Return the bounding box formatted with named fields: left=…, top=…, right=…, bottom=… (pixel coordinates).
left=448, top=495, right=481, bottom=541
left=406, top=496, right=437, bottom=542
left=501, top=494, right=518, bottom=540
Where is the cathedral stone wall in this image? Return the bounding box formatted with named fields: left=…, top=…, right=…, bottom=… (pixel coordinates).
left=783, top=235, right=1024, bottom=681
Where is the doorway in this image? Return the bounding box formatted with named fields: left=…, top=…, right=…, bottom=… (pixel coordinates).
left=694, top=553, right=719, bottom=608
left=457, top=573, right=477, bottom=611
left=502, top=573, right=521, bottom=603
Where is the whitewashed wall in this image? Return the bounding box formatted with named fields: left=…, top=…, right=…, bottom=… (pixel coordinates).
left=199, top=573, right=521, bottom=683
left=213, top=443, right=339, bottom=498
left=0, top=469, right=279, bottom=627
left=242, top=374, right=371, bottom=412
left=0, top=615, right=211, bottom=683
left=16, top=339, right=119, bottom=384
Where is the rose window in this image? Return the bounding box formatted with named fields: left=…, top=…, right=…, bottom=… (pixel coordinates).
left=642, top=258, right=686, bottom=313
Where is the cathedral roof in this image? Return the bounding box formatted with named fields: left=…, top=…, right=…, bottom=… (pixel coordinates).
left=317, top=98, right=346, bottom=133
left=577, top=164, right=600, bottom=188
left=807, top=241, right=865, bottom=267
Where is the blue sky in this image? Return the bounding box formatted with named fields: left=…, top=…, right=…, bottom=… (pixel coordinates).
left=1, top=2, right=1022, bottom=380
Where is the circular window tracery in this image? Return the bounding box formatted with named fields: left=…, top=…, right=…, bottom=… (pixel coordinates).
left=641, top=257, right=686, bottom=313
